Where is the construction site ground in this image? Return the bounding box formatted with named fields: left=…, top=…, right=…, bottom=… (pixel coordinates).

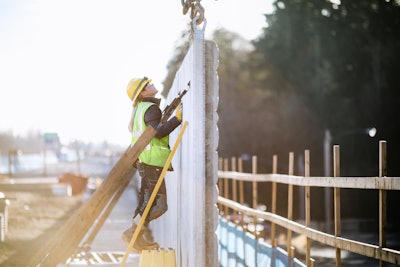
left=0, top=157, right=141, bottom=266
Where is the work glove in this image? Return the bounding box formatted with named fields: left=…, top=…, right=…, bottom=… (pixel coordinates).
left=175, top=103, right=183, bottom=122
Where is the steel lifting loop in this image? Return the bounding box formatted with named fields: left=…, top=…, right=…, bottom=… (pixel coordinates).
left=181, top=0, right=191, bottom=15
left=181, top=0, right=204, bottom=25
left=191, top=2, right=205, bottom=25
left=192, top=16, right=207, bottom=39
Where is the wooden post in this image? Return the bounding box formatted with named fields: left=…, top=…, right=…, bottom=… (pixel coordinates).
left=237, top=157, right=246, bottom=261
left=252, top=156, right=258, bottom=236
left=287, top=152, right=294, bottom=256
left=271, top=155, right=277, bottom=247
left=238, top=157, right=244, bottom=228
left=223, top=158, right=229, bottom=216
left=218, top=157, right=223, bottom=170
left=252, top=156, right=258, bottom=209
left=379, top=141, right=387, bottom=267
left=310, top=258, right=315, bottom=267
left=333, top=145, right=341, bottom=267
left=28, top=126, right=157, bottom=266
left=231, top=157, right=238, bottom=223
left=218, top=158, right=223, bottom=215
left=304, top=150, right=311, bottom=267
left=288, top=246, right=295, bottom=267
left=290, top=246, right=295, bottom=260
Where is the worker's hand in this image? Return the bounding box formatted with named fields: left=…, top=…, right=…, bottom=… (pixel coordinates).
left=175, top=103, right=183, bottom=122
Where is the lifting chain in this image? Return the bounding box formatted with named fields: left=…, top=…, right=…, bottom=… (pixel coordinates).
left=181, top=0, right=205, bottom=25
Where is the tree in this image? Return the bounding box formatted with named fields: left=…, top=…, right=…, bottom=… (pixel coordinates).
left=162, top=26, right=321, bottom=173
left=0, top=130, right=44, bottom=153
left=161, top=25, right=192, bottom=98
left=253, top=0, right=400, bottom=175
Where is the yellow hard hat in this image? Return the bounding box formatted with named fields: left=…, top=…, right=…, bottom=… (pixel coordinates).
left=126, top=76, right=152, bottom=102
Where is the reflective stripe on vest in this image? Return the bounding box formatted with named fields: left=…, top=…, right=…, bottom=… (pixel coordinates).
left=131, top=102, right=171, bottom=168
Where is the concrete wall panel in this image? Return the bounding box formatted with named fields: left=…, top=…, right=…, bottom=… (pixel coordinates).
left=151, top=38, right=219, bottom=267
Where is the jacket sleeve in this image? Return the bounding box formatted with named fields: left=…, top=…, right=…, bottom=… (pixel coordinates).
left=144, top=105, right=181, bottom=138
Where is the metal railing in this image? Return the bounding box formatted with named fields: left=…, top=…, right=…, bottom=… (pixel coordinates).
left=217, top=141, right=400, bottom=267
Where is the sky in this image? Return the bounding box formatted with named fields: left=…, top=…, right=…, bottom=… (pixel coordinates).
left=0, top=0, right=272, bottom=146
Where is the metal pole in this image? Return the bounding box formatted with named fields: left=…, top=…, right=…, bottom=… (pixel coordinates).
left=43, top=149, right=47, bottom=177
left=8, top=150, right=12, bottom=178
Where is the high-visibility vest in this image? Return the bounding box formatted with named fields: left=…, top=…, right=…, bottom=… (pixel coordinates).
left=131, top=102, right=172, bottom=169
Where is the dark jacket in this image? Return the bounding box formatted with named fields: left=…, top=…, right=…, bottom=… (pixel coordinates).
left=142, top=97, right=181, bottom=139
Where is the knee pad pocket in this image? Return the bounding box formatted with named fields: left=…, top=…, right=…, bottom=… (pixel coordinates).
left=148, top=194, right=168, bottom=221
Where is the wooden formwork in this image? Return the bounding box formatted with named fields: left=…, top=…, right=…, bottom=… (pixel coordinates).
left=218, top=141, right=400, bottom=266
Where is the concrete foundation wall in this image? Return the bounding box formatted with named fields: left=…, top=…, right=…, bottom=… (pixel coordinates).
left=151, top=39, right=219, bottom=267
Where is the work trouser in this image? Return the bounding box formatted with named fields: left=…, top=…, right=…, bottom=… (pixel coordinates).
left=134, top=163, right=168, bottom=224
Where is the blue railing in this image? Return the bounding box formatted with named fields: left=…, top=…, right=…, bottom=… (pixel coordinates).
left=218, top=217, right=305, bottom=267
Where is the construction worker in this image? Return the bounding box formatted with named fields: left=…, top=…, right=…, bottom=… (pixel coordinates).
left=121, top=76, right=182, bottom=252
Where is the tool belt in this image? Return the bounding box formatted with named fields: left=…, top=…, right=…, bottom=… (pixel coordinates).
left=136, top=162, right=165, bottom=194
left=136, top=162, right=162, bottom=172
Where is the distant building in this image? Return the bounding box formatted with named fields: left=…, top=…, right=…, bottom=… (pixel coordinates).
left=43, top=132, right=61, bottom=158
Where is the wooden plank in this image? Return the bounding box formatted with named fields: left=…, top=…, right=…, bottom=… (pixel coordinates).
left=82, top=175, right=131, bottom=247
left=28, top=126, right=157, bottom=267
left=217, top=171, right=400, bottom=190
left=107, top=252, right=119, bottom=263
left=91, top=252, right=105, bottom=264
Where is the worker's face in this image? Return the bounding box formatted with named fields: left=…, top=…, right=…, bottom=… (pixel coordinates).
left=141, top=83, right=158, bottom=97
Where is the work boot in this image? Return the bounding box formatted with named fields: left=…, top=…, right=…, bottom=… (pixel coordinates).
left=121, top=224, right=159, bottom=253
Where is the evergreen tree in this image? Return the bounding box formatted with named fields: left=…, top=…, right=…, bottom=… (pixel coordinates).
left=253, top=0, right=400, bottom=175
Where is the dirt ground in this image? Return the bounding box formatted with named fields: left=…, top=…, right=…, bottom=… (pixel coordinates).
left=0, top=189, right=82, bottom=267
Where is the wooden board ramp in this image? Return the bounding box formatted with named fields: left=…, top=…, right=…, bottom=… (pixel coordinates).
left=28, top=126, right=157, bottom=267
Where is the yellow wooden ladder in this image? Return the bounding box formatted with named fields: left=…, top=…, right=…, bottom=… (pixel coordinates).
left=120, top=121, right=188, bottom=267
